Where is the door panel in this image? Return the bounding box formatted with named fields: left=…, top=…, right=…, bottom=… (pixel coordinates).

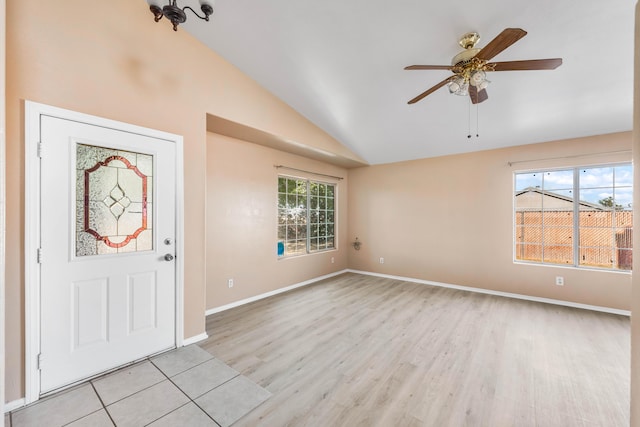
left=128, top=271, right=158, bottom=334
left=72, top=277, right=109, bottom=349
left=39, top=115, right=176, bottom=394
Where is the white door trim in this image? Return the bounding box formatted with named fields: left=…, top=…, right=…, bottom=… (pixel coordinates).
left=24, top=101, right=185, bottom=404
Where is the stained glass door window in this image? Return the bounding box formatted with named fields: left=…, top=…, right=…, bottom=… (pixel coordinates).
left=76, top=143, right=153, bottom=256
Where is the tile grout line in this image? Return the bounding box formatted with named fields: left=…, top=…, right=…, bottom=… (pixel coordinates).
left=88, top=381, right=117, bottom=427
left=95, top=358, right=166, bottom=408
left=149, top=356, right=222, bottom=427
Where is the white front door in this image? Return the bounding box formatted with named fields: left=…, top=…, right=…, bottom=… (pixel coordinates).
left=38, top=114, right=178, bottom=394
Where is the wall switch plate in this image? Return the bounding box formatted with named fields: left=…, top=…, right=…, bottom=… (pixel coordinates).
left=228, top=279, right=234, bottom=288
left=555, top=276, right=564, bottom=286
left=331, top=257, right=335, bottom=264
left=379, top=257, right=384, bottom=264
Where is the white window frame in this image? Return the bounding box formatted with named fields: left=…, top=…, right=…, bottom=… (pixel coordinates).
left=513, top=163, right=633, bottom=271
left=277, top=175, right=336, bottom=257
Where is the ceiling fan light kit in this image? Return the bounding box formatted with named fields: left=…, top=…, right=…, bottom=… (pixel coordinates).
left=147, top=0, right=214, bottom=31
left=405, top=28, right=562, bottom=105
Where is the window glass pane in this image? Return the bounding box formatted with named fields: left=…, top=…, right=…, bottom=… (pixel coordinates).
left=515, top=172, right=542, bottom=191
left=278, top=193, right=287, bottom=208
left=277, top=209, right=287, bottom=224
left=579, top=188, right=613, bottom=208
left=615, top=228, right=633, bottom=249
left=327, top=185, right=335, bottom=197
left=286, top=178, right=296, bottom=192
left=615, top=165, right=633, bottom=187
left=516, top=226, right=542, bottom=244
left=297, top=225, right=307, bottom=240
left=543, top=170, right=573, bottom=191
left=295, top=241, right=306, bottom=254
left=617, top=249, right=633, bottom=270
left=579, top=211, right=612, bottom=227
left=580, top=227, right=612, bottom=247
left=543, top=226, right=573, bottom=247
left=543, top=245, right=573, bottom=265
left=515, top=189, right=542, bottom=211
left=310, top=210, right=318, bottom=224
left=615, top=187, right=633, bottom=211
left=326, top=237, right=335, bottom=249
left=516, top=244, right=542, bottom=262
left=579, top=247, right=613, bottom=269
left=580, top=167, right=613, bottom=189
left=542, top=211, right=572, bottom=226
left=615, top=211, right=633, bottom=228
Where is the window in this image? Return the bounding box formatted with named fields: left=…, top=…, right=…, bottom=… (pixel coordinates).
left=514, top=164, right=633, bottom=270
left=277, top=176, right=335, bottom=257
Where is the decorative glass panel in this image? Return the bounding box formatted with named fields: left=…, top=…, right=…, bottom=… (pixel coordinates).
left=76, top=143, right=153, bottom=256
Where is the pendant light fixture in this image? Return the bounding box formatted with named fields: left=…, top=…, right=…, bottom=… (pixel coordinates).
left=147, top=0, right=215, bottom=31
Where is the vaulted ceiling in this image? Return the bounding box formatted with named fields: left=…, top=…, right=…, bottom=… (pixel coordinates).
left=181, top=0, right=634, bottom=165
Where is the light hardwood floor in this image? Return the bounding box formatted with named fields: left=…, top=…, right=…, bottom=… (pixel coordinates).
left=200, top=273, right=630, bottom=426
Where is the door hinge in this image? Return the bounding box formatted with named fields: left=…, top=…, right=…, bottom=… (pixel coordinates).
left=37, top=248, right=43, bottom=264
left=37, top=141, right=43, bottom=158
left=37, top=353, right=44, bottom=370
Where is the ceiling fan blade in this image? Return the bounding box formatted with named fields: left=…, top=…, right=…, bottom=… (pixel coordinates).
left=405, top=65, right=454, bottom=71
left=469, top=86, right=489, bottom=104
left=407, top=77, right=452, bottom=104
left=475, top=28, right=527, bottom=61
left=489, top=58, right=563, bottom=71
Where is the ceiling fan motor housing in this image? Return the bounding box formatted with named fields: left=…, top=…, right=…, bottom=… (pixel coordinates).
left=451, top=48, right=480, bottom=67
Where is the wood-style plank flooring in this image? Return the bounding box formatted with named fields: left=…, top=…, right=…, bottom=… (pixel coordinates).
left=200, top=273, right=630, bottom=426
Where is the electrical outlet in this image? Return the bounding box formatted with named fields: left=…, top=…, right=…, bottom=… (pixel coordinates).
left=379, top=257, right=384, bottom=264
left=331, top=257, right=335, bottom=264
left=228, top=279, right=234, bottom=288
left=555, top=276, right=564, bottom=286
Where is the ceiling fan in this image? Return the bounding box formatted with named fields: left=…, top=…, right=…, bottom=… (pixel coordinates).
left=405, top=28, right=562, bottom=105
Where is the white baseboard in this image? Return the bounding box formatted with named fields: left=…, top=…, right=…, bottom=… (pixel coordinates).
left=206, top=269, right=349, bottom=316
left=183, top=332, right=209, bottom=346
left=347, top=269, right=631, bottom=316
left=5, top=398, right=25, bottom=413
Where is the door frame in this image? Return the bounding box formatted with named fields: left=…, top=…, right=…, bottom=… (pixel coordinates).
left=24, top=101, right=185, bottom=404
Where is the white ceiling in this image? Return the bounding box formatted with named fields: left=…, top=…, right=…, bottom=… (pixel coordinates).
left=181, top=0, right=634, bottom=165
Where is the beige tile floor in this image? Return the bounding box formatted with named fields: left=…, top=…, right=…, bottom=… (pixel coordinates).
left=5, top=345, right=271, bottom=427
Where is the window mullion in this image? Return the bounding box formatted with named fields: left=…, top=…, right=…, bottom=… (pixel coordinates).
left=306, top=180, right=311, bottom=254
left=573, top=167, right=580, bottom=267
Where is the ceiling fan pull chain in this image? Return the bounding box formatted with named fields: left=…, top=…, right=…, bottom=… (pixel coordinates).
left=467, top=99, right=472, bottom=139
left=476, top=104, right=480, bottom=138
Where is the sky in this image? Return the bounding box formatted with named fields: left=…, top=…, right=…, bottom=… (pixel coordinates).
left=515, top=164, right=633, bottom=209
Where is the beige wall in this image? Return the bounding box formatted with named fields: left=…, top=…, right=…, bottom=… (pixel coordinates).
left=5, top=0, right=360, bottom=402
left=348, top=132, right=633, bottom=310
left=206, top=133, right=347, bottom=309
